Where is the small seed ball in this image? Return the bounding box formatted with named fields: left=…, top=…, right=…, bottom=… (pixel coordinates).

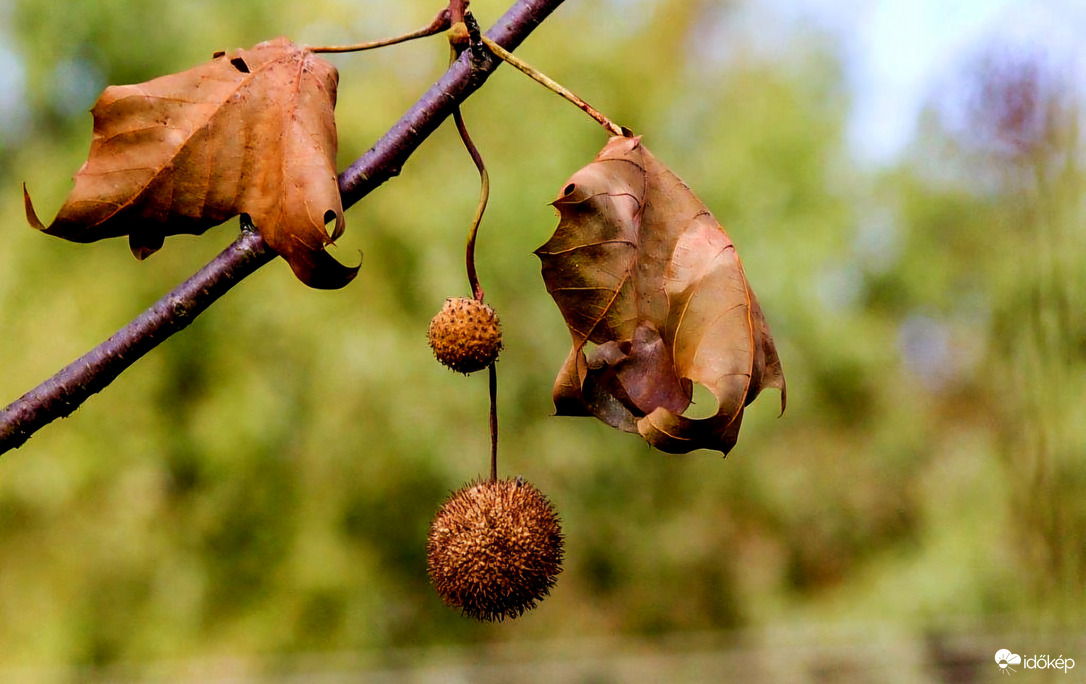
left=427, top=478, right=564, bottom=622
left=427, top=297, right=503, bottom=374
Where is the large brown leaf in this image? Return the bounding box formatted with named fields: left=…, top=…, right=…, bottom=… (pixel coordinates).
left=24, top=36, right=358, bottom=289
left=536, top=135, right=786, bottom=455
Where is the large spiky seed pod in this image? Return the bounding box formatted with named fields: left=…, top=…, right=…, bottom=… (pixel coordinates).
left=427, top=477, right=564, bottom=622
left=427, top=297, right=503, bottom=374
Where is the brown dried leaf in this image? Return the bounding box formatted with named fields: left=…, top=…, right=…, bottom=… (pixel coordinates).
left=24, top=36, right=358, bottom=289
left=536, top=135, right=786, bottom=455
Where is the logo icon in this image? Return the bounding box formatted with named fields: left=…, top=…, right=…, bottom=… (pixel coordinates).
left=996, top=649, right=1022, bottom=675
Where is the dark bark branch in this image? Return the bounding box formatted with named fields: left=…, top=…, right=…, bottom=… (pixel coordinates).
left=0, top=0, right=565, bottom=454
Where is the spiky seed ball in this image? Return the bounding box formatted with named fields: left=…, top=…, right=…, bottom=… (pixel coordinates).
left=427, top=478, right=564, bottom=622
left=427, top=297, right=503, bottom=374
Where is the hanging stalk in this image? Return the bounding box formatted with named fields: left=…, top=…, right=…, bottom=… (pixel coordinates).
left=450, top=10, right=499, bottom=481
left=454, top=109, right=490, bottom=303
left=310, top=8, right=450, bottom=53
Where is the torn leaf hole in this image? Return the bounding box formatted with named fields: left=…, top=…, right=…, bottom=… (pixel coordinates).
left=683, top=382, right=719, bottom=420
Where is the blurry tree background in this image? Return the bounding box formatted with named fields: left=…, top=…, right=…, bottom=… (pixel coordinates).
left=0, top=0, right=1083, bottom=680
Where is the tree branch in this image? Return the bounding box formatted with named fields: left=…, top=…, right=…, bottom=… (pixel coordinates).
left=0, top=0, right=566, bottom=454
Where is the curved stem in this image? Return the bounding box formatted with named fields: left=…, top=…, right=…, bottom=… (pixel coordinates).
left=451, top=8, right=500, bottom=484
left=455, top=112, right=498, bottom=483
left=454, top=108, right=490, bottom=302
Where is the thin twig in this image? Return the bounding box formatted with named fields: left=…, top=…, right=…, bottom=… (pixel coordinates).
left=0, top=0, right=567, bottom=455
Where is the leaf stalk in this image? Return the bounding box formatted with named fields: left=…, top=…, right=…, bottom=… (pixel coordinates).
left=310, top=8, right=451, bottom=53
left=481, top=35, right=627, bottom=137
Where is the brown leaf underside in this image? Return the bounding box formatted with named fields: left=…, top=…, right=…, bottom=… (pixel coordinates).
left=536, top=135, right=786, bottom=455
left=24, top=36, right=358, bottom=289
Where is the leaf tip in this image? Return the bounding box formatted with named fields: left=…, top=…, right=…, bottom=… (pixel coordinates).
left=289, top=248, right=362, bottom=290
left=22, top=183, right=48, bottom=232
left=129, top=232, right=165, bottom=261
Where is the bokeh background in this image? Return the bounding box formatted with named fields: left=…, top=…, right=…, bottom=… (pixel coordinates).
left=1, top=0, right=1084, bottom=681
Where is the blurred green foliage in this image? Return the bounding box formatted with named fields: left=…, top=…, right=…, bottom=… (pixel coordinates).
left=0, top=0, right=1083, bottom=678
